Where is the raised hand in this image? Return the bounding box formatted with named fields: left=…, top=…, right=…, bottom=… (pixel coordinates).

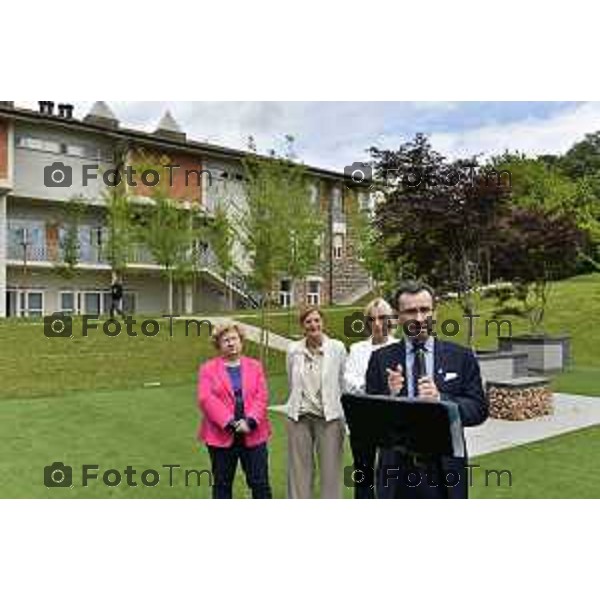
left=386, top=364, right=404, bottom=395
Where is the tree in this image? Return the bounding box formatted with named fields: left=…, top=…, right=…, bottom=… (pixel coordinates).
left=205, top=201, right=236, bottom=310
left=54, top=196, right=86, bottom=280
left=103, top=145, right=136, bottom=280
left=239, top=137, right=316, bottom=363
left=492, top=206, right=585, bottom=333
left=282, top=165, right=325, bottom=336
left=559, top=131, right=600, bottom=180
left=134, top=186, right=197, bottom=314
left=371, top=134, right=511, bottom=346
left=493, top=152, right=600, bottom=269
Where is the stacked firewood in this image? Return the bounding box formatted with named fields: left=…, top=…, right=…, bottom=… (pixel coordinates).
left=488, top=385, right=554, bottom=421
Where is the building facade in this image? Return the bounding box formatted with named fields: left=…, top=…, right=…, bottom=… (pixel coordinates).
left=0, top=101, right=372, bottom=318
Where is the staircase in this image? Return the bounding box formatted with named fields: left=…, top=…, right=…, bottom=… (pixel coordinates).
left=197, top=246, right=261, bottom=309
left=337, top=281, right=374, bottom=306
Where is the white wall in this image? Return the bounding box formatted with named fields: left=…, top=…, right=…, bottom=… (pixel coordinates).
left=13, top=123, right=114, bottom=204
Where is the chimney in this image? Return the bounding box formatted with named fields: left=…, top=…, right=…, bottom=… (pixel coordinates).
left=38, top=101, right=55, bottom=116
left=57, top=103, right=74, bottom=119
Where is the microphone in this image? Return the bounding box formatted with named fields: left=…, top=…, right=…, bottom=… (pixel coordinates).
left=415, top=346, right=428, bottom=380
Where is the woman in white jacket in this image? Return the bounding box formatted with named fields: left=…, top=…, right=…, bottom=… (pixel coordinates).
left=286, top=305, right=347, bottom=499
left=343, top=297, right=398, bottom=499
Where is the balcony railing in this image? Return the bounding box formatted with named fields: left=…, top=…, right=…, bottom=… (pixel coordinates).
left=6, top=240, right=161, bottom=267
left=6, top=243, right=51, bottom=262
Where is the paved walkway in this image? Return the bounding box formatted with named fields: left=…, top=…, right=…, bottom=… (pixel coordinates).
left=466, top=393, right=600, bottom=456
left=268, top=393, right=600, bottom=456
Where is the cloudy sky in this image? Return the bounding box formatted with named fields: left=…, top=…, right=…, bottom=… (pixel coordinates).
left=17, top=101, right=600, bottom=172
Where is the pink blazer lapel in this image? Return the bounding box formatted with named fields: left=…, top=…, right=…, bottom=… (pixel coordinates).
left=214, top=357, right=235, bottom=401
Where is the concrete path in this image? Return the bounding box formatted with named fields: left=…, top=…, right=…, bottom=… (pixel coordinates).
left=466, top=393, right=600, bottom=456
left=268, top=393, right=600, bottom=456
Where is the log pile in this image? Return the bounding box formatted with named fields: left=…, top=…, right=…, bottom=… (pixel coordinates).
left=487, top=379, right=553, bottom=421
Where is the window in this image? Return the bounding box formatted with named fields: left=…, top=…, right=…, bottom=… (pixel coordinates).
left=359, top=192, right=374, bottom=212
left=16, top=136, right=60, bottom=153
left=16, top=290, right=44, bottom=318
left=279, top=279, right=292, bottom=307
left=60, top=292, right=75, bottom=314
left=66, top=144, right=86, bottom=157
left=333, top=234, right=345, bottom=260
left=83, top=292, right=101, bottom=315
left=6, top=291, right=18, bottom=318
left=310, top=183, right=320, bottom=207
left=9, top=226, right=25, bottom=246
left=8, top=222, right=45, bottom=261
left=28, top=293, right=43, bottom=317
left=314, top=233, right=325, bottom=262
left=331, top=187, right=343, bottom=213
left=307, top=280, right=320, bottom=306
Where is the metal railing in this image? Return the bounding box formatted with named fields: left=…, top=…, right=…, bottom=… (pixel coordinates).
left=6, top=240, right=160, bottom=267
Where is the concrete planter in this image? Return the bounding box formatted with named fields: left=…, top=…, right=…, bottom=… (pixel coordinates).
left=498, top=334, right=571, bottom=373
left=476, top=350, right=529, bottom=385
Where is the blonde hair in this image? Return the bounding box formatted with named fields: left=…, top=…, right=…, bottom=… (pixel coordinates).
left=212, top=322, right=246, bottom=350
left=364, top=297, right=393, bottom=318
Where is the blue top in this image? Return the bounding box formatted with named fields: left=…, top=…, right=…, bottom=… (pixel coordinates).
left=226, top=365, right=244, bottom=421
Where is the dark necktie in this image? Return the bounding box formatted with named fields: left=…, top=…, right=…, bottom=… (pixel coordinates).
left=412, top=341, right=426, bottom=398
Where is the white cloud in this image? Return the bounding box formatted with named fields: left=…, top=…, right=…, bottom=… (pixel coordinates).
left=430, top=102, right=600, bottom=160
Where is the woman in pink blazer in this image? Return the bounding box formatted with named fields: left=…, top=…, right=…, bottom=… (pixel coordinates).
left=197, top=322, right=272, bottom=499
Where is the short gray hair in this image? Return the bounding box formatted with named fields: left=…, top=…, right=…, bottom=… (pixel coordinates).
left=364, top=297, right=393, bottom=318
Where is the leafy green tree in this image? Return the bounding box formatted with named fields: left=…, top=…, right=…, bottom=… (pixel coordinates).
left=371, top=134, right=511, bottom=346
left=492, top=206, right=585, bottom=333
left=560, top=131, right=600, bottom=180
left=205, top=201, right=236, bottom=310
left=54, top=196, right=86, bottom=280
left=104, top=186, right=135, bottom=279
left=133, top=186, right=197, bottom=314
left=239, top=137, right=315, bottom=362
left=492, top=152, right=600, bottom=267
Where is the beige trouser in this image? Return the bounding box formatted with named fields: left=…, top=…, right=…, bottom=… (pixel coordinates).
left=287, top=415, right=346, bottom=499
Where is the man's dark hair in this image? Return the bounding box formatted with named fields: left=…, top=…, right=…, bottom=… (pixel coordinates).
left=393, top=280, right=437, bottom=310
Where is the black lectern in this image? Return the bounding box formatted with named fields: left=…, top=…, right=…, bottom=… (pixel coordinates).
left=341, top=393, right=465, bottom=458
left=342, top=393, right=466, bottom=499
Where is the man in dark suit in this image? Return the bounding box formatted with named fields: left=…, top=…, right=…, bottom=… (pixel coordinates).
left=365, top=281, right=488, bottom=499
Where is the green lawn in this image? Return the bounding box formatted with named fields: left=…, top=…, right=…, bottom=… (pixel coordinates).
left=0, top=316, right=284, bottom=401
left=469, top=425, right=600, bottom=498
left=3, top=382, right=599, bottom=498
